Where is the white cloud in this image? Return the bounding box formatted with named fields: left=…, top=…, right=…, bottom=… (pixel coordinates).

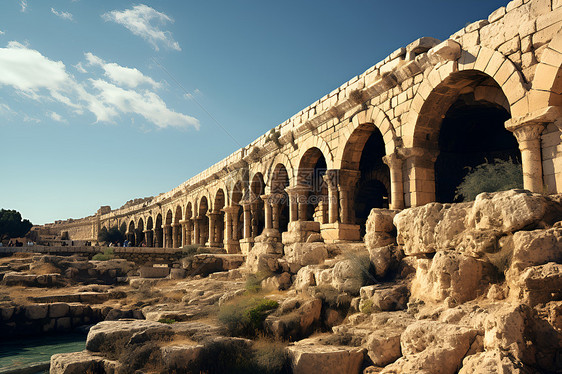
left=74, top=62, right=87, bottom=73
left=85, top=52, right=160, bottom=89
left=20, top=0, right=27, bottom=12
left=90, top=79, right=199, bottom=129
left=0, top=103, right=15, bottom=115
left=184, top=88, right=201, bottom=100
left=51, top=8, right=74, bottom=21
left=102, top=4, right=180, bottom=51
left=49, top=111, right=64, bottom=122
left=0, top=41, right=198, bottom=130
left=0, top=30, right=5, bottom=35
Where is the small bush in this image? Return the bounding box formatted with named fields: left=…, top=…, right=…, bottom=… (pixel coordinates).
left=359, top=299, right=374, bottom=314
left=182, top=244, right=200, bottom=256
left=158, top=318, right=177, bottom=324
left=455, top=158, right=523, bottom=202
left=252, top=339, right=290, bottom=374
left=219, top=296, right=279, bottom=337
left=92, top=248, right=115, bottom=261
left=345, top=251, right=376, bottom=287
left=245, top=271, right=273, bottom=294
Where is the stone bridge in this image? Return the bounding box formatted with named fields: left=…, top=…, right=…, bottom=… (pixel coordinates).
left=40, top=0, right=562, bottom=254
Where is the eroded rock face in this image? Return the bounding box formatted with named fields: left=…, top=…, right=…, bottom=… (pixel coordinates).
left=382, top=321, right=480, bottom=374
left=288, top=338, right=365, bottom=374
left=510, top=263, right=562, bottom=306
left=459, top=350, right=534, bottom=374
left=411, top=251, right=493, bottom=304
left=364, top=209, right=399, bottom=250
left=284, top=242, right=328, bottom=270
left=507, top=227, right=562, bottom=279
left=86, top=320, right=173, bottom=353
left=50, top=351, right=119, bottom=374
left=245, top=241, right=283, bottom=273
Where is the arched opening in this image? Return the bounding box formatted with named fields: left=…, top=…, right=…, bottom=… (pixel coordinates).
left=231, top=181, right=244, bottom=241
left=128, top=220, right=135, bottom=246
left=146, top=217, right=154, bottom=247
left=155, top=214, right=163, bottom=247
left=165, top=210, right=173, bottom=248
left=297, top=148, right=328, bottom=224
left=414, top=71, right=521, bottom=203
left=185, top=202, right=193, bottom=245
left=199, top=197, right=209, bottom=245
left=271, top=164, right=290, bottom=233
left=136, top=218, right=145, bottom=246
left=214, top=189, right=226, bottom=245
left=250, top=173, right=265, bottom=237
left=341, top=123, right=390, bottom=237
left=174, top=205, right=182, bottom=248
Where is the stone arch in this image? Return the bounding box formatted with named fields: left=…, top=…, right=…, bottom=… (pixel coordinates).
left=531, top=29, right=562, bottom=109
left=297, top=136, right=334, bottom=170
left=155, top=213, right=163, bottom=247
left=404, top=57, right=522, bottom=205
left=250, top=172, right=265, bottom=237
left=265, top=153, right=294, bottom=189
left=185, top=202, right=193, bottom=219
left=404, top=46, right=528, bottom=148
left=174, top=205, right=182, bottom=224
left=334, top=106, right=398, bottom=168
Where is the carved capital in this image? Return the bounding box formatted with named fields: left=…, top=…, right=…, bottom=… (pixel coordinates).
left=382, top=153, right=404, bottom=169
left=397, top=147, right=439, bottom=163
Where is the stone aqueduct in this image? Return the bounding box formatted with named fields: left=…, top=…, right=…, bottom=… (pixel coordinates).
left=42, top=0, right=562, bottom=254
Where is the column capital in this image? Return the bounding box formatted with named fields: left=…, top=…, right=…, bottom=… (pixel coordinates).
left=179, top=219, right=189, bottom=225
left=171, top=222, right=180, bottom=227
left=382, top=152, right=404, bottom=168
left=506, top=105, right=562, bottom=130
left=322, top=170, right=340, bottom=191
left=222, top=205, right=241, bottom=214
left=397, top=147, right=439, bottom=163
left=510, top=124, right=546, bottom=144
left=338, top=169, right=361, bottom=188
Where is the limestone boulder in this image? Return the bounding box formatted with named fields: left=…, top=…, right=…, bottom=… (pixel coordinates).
left=411, top=251, right=494, bottom=304
left=50, top=351, right=119, bottom=374
left=365, top=330, right=402, bottom=367
left=86, top=320, right=173, bottom=353
left=284, top=242, right=328, bottom=270
left=265, top=298, right=322, bottom=341
left=368, top=245, right=404, bottom=279
left=459, top=350, right=534, bottom=374
left=364, top=209, right=399, bottom=250
left=261, top=272, right=292, bottom=291
left=332, top=256, right=373, bottom=295
left=483, top=304, right=531, bottom=362
left=161, top=344, right=203, bottom=372
left=468, top=189, right=562, bottom=232
left=382, top=321, right=480, bottom=374
left=507, top=227, right=562, bottom=279
left=245, top=241, right=283, bottom=273
left=359, top=283, right=409, bottom=312
left=510, top=262, right=562, bottom=306
left=288, top=338, right=365, bottom=374
left=394, top=202, right=471, bottom=255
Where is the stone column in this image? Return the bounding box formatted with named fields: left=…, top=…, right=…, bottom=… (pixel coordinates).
left=338, top=169, right=361, bottom=224
left=223, top=205, right=241, bottom=253
left=272, top=196, right=280, bottom=230
left=297, top=187, right=309, bottom=221
left=163, top=224, right=172, bottom=248
left=155, top=226, right=163, bottom=247
left=208, top=212, right=219, bottom=247
left=323, top=170, right=339, bottom=223
left=251, top=201, right=260, bottom=237
left=180, top=219, right=191, bottom=246
left=261, top=194, right=273, bottom=230
left=285, top=187, right=299, bottom=223
left=399, top=147, right=439, bottom=207
left=511, top=124, right=546, bottom=193
left=144, top=230, right=153, bottom=247
left=171, top=223, right=179, bottom=248
left=231, top=205, right=240, bottom=241
left=383, top=152, right=405, bottom=210
left=242, top=201, right=252, bottom=239
left=193, top=218, right=200, bottom=245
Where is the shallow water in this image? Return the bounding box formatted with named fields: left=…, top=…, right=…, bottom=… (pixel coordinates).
left=0, top=333, right=86, bottom=373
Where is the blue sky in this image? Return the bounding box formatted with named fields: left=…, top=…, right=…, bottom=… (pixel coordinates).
left=0, top=0, right=509, bottom=225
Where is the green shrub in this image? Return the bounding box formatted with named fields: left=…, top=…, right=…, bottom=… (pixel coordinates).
left=218, top=296, right=279, bottom=337
left=252, top=339, right=290, bottom=374
left=359, top=299, right=374, bottom=314
left=245, top=271, right=273, bottom=294
left=158, top=318, right=177, bottom=324
left=92, top=248, right=115, bottom=261
left=455, top=158, right=523, bottom=202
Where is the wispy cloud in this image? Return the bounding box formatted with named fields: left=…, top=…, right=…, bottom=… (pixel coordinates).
left=0, top=30, right=5, bottom=35
left=19, top=0, right=27, bottom=12
left=184, top=89, right=201, bottom=100
left=102, top=4, right=180, bottom=51
left=74, top=61, right=87, bottom=73
left=51, top=8, right=74, bottom=21
left=0, top=41, right=198, bottom=129
left=48, top=111, right=65, bottom=122
left=85, top=52, right=161, bottom=89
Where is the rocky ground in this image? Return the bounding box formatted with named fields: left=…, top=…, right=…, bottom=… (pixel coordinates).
left=2, top=189, right=562, bottom=373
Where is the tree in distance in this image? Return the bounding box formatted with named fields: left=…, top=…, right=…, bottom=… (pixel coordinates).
left=0, top=209, right=33, bottom=240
